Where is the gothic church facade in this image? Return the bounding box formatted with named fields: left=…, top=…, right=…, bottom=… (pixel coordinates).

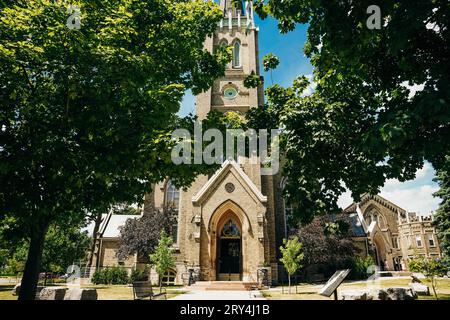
left=146, top=0, right=286, bottom=284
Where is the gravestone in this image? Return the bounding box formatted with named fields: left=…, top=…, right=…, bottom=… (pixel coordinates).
left=340, top=290, right=368, bottom=300
left=64, top=288, right=98, bottom=300
left=12, top=283, right=45, bottom=296
left=339, top=288, right=417, bottom=300
left=384, top=287, right=417, bottom=300
left=39, top=287, right=68, bottom=300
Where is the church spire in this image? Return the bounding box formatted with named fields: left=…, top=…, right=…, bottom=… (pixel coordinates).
left=220, top=0, right=244, bottom=16
left=218, top=0, right=255, bottom=30
left=220, top=1, right=243, bottom=13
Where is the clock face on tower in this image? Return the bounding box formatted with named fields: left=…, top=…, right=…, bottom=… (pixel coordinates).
left=224, top=86, right=238, bottom=100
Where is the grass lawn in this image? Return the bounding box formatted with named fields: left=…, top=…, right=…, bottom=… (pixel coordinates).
left=262, top=278, right=450, bottom=300
left=0, top=284, right=16, bottom=300
left=84, top=285, right=187, bottom=300
left=0, top=283, right=186, bottom=300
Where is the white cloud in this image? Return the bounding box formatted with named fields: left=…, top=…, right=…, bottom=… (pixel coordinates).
left=416, top=162, right=432, bottom=178
left=379, top=185, right=440, bottom=215
left=337, top=189, right=353, bottom=210
left=301, top=74, right=317, bottom=97
left=383, top=178, right=403, bottom=189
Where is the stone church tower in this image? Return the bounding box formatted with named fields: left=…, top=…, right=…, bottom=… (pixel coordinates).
left=149, top=0, right=286, bottom=285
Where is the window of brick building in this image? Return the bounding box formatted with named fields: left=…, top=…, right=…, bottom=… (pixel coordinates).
left=165, top=180, right=180, bottom=243
left=416, top=235, right=423, bottom=247
left=428, top=235, right=436, bottom=247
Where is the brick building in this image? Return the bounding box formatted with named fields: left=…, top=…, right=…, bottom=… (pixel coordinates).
left=345, top=194, right=441, bottom=271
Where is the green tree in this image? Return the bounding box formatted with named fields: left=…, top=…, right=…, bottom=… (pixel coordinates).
left=0, top=0, right=228, bottom=299
left=262, top=53, right=279, bottom=84
left=150, top=231, right=175, bottom=289
left=433, top=156, right=450, bottom=261
left=408, top=256, right=447, bottom=300
left=112, top=204, right=141, bottom=216
left=1, top=222, right=90, bottom=275
left=244, top=71, right=262, bottom=89
left=248, top=0, right=449, bottom=223
left=40, top=225, right=90, bottom=273
left=279, top=237, right=304, bottom=293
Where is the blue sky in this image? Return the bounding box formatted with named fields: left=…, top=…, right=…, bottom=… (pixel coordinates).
left=179, top=14, right=441, bottom=214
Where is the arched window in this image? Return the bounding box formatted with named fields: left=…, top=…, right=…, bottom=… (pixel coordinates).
left=232, top=40, right=241, bottom=68
left=215, top=39, right=228, bottom=56
left=219, top=39, right=228, bottom=47
left=161, top=269, right=177, bottom=286
left=165, top=180, right=180, bottom=242
left=220, top=219, right=240, bottom=238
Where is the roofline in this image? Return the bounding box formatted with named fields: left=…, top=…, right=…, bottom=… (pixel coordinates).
left=343, top=193, right=406, bottom=214
left=192, top=159, right=267, bottom=204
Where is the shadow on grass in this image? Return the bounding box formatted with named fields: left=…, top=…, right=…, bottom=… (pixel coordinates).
left=0, top=285, right=14, bottom=292
left=419, top=293, right=450, bottom=300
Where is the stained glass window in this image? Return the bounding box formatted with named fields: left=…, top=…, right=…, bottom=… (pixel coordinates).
left=221, top=219, right=240, bottom=238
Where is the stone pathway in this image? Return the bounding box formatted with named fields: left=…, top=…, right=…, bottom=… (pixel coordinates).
left=170, top=290, right=266, bottom=300
left=0, top=278, right=19, bottom=285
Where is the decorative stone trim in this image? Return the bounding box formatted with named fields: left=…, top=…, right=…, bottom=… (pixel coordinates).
left=257, top=213, right=264, bottom=226
left=192, top=160, right=267, bottom=204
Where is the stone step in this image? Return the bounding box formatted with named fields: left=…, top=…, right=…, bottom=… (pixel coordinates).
left=190, top=281, right=259, bottom=291
left=217, top=273, right=240, bottom=281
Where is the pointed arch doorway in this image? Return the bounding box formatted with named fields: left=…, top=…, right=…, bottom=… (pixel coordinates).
left=216, top=212, right=242, bottom=281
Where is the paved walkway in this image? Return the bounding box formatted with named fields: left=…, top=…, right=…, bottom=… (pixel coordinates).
left=0, top=278, right=19, bottom=285
left=170, top=290, right=266, bottom=300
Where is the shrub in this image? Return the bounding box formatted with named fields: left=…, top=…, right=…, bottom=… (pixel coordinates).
left=348, top=256, right=375, bottom=280
left=91, top=269, right=103, bottom=285
left=91, top=266, right=129, bottom=285
left=408, top=256, right=447, bottom=299
left=130, top=267, right=149, bottom=283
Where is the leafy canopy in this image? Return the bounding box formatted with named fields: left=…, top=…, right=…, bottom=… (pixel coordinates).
left=296, top=214, right=358, bottom=268
left=1, top=222, right=90, bottom=274
left=248, top=0, right=449, bottom=222
left=117, top=206, right=176, bottom=261
left=0, top=0, right=228, bottom=235
left=279, top=236, right=304, bottom=276
left=262, top=53, right=279, bottom=72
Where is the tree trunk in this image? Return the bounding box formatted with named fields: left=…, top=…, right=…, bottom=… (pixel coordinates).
left=288, top=275, right=291, bottom=294
left=86, top=213, right=103, bottom=268
left=431, top=277, right=439, bottom=300
left=19, top=220, right=49, bottom=300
